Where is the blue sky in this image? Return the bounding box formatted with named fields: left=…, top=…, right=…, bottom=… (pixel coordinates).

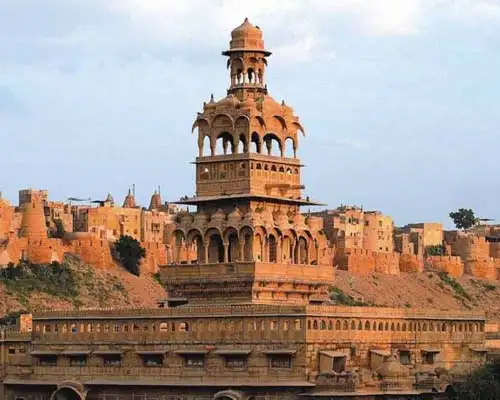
left=1, top=0, right=499, bottom=227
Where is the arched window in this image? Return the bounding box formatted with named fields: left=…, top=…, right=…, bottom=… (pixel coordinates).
left=268, top=235, right=278, bottom=263
left=313, top=320, right=318, bottom=330
left=391, top=323, right=395, bottom=331
left=179, top=322, right=189, bottom=332
left=351, top=321, right=356, bottom=330
left=271, top=164, right=277, bottom=172
left=378, top=322, right=384, bottom=331
left=283, top=320, right=289, bottom=331
left=358, top=321, right=363, bottom=330
left=256, top=163, right=262, bottom=170
left=402, top=323, right=407, bottom=331
left=343, top=321, right=348, bottom=330
left=320, top=320, right=326, bottom=330
left=294, top=319, right=301, bottom=330
left=328, top=321, right=333, bottom=330
left=396, top=323, right=401, bottom=331
left=365, top=321, right=371, bottom=331
left=336, top=321, right=341, bottom=330
left=372, top=322, right=377, bottom=331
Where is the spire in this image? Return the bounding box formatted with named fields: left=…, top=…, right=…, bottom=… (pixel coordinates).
left=123, top=189, right=137, bottom=208
left=149, top=189, right=163, bottom=211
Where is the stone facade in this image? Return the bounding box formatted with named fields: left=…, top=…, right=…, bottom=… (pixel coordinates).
left=0, top=18, right=491, bottom=400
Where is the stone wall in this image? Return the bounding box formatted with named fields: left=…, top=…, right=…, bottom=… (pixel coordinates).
left=399, top=254, right=423, bottom=273
left=426, top=256, right=464, bottom=278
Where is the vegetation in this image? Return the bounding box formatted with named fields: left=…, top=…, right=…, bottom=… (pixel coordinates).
left=454, top=360, right=500, bottom=399
left=426, top=244, right=446, bottom=256
left=330, top=287, right=370, bottom=306
left=449, top=208, right=478, bottom=231
left=0, top=260, right=79, bottom=306
left=0, top=311, right=26, bottom=327
left=114, top=235, right=146, bottom=276
left=437, top=271, right=470, bottom=301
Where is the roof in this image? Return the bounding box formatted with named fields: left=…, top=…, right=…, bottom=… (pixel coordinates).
left=213, top=349, right=252, bottom=356
left=174, top=349, right=209, bottom=355
left=262, top=349, right=296, bottom=355
left=60, top=350, right=91, bottom=355
left=84, top=379, right=314, bottom=387
left=31, top=350, right=59, bottom=356
left=370, top=349, right=391, bottom=357
left=174, top=193, right=324, bottom=207
left=319, top=351, right=347, bottom=358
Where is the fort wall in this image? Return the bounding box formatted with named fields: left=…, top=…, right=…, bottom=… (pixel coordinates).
left=425, top=256, right=464, bottom=278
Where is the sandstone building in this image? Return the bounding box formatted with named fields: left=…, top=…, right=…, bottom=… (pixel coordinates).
left=0, top=19, right=488, bottom=400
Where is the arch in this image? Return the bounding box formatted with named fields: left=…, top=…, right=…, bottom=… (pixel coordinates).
left=391, top=323, right=395, bottom=331
left=187, top=228, right=204, bottom=263
left=252, top=115, right=267, bottom=131
left=205, top=228, right=224, bottom=263
left=282, top=234, right=294, bottom=264
left=396, top=323, right=401, bottom=331
left=50, top=386, right=85, bottom=400
left=268, top=234, right=278, bottom=263
left=328, top=321, right=333, bottom=330
left=296, top=236, right=308, bottom=265
left=335, top=320, right=341, bottom=330
left=402, top=323, right=407, bottom=331
left=215, top=131, right=235, bottom=155
left=351, top=321, right=356, bottom=330
left=372, top=321, right=377, bottom=331
left=343, top=321, right=348, bottom=330
left=378, top=322, right=384, bottom=331
left=313, top=320, right=318, bottom=330
left=273, top=115, right=288, bottom=132
left=214, top=390, right=245, bottom=400
left=284, top=137, right=296, bottom=158
left=293, top=121, right=306, bottom=136
left=253, top=232, right=264, bottom=261
left=263, top=133, right=282, bottom=157
left=224, top=227, right=240, bottom=262
left=239, top=226, right=254, bottom=262
left=271, top=164, right=277, bottom=172
left=247, top=67, right=255, bottom=83
left=251, top=132, right=262, bottom=153
left=320, top=320, right=326, bottom=330
left=365, top=321, right=371, bottom=331
left=385, top=322, right=389, bottom=331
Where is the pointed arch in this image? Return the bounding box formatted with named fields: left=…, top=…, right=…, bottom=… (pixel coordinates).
left=263, top=133, right=282, bottom=157
left=251, top=132, right=262, bottom=153
left=293, top=121, right=305, bottom=136
left=273, top=115, right=288, bottom=132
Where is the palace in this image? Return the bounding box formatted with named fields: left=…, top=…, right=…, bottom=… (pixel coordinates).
left=0, top=19, right=488, bottom=400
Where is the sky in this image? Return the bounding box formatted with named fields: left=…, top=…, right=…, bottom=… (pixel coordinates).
left=1, top=0, right=499, bottom=227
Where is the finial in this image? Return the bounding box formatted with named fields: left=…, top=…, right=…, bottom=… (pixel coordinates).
left=244, top=17, right=249, bottom=23
left=281, top=100, right=285, bottom=106
left=210, top=93, right=214, bottom=102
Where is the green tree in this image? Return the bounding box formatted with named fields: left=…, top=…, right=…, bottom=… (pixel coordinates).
left=114, top=235, right=146, bottom=276
left=449, top=208, right=478, bottom=231
left=426, top=244, right=446, bottom=256
left=454, top=360, right=500, bottom=399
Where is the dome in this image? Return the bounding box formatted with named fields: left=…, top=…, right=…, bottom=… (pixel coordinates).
left=211, top=209, right=227, bottom=223
left=149, top=190, right=162, bottom=211
left=122, top=190, right=137, bottom=208
left=105, top=193, right=114, bottom=203
left=204, top=94, right=217, bottom=111
left=376, top=356, right=409, bottom=378
left=216, top=94, right=240, bottom=109
left=229, top=18, right=265, bottom=51
left=228, top=206, right=242, bottom=224
left=179, top=210, right=194, bottom=225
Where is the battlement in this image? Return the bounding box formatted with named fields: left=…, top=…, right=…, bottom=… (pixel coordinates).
left=425, top=256, right=464, bottom=278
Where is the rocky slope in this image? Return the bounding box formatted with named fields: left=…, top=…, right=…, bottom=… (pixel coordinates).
left=0, top=254, right=165, bottom=316
left=333, top=269, right=500, bottom=320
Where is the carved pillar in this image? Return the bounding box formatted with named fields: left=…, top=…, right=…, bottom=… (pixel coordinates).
left=223, top=242, right=229, bottom=263
left=291, top=241, right=296, bottom=264
left=239, top=240, right=245, bottom=262
left=204, top=241, right=209, bottom=264
left=296, top=239, right=301, bottom=265
left=277, top=239, right=283, bottom=263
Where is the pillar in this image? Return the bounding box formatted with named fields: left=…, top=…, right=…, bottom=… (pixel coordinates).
left=224, top=242, right=229, bottom=263
left=204, top=242, right=209, bottom=264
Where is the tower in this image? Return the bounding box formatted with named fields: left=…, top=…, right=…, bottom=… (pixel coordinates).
left=163, top=19, right=333, bottom=306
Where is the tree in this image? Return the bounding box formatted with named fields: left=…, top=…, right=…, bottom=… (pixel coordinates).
left=449, top=208, right=478, bottom=231
left=454, top=360, right=500, bottom=399
left=426, top=244, right=445, bottom=256
left=114, top=235, right=146, bottom=276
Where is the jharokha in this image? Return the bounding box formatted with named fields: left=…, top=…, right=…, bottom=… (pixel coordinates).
left=0, top=19, right=497, bottom=400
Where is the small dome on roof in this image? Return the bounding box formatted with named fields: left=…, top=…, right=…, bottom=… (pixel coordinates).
left=122, top=189, right=137, bottom=208
left=376, top=356, right=409, bottom=378
left=211, top=209, right=226, bottom=222
left=228, top=207, right=242, bottom=224
left=149, top=190, right=162, bottom=210
left=228, top=18, right=266, bottom=52
left=204, top=94, right=217, bottom=111
left=217, top=94, right=240, bottom=109
left=105, top=193, right=114, bottom=203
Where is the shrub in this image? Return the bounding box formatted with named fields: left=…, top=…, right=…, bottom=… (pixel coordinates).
left=330, top=287, right=370, bottom=306
left=437, top=271, right=470, bottom=300
left=455, top=360, right=500, bottom=399
left=114, top=235, right=146, bottom=276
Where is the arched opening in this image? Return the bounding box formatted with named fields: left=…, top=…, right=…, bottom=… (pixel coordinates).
left=207, top=231, right=224, bottom=263
left=216, top=132, right=235, bottom=155
left=296, top=237, right=308, bottom=264
left=227, top=231, right=239, bottom=262
left=201, top=135, right=211, bottom=157
left=251, top=132, right=261, bottom=153
left=253, top=233, right=263, bottom=261
left=240, top=227, right=254, bottom=262
left=247, top=68, right=255, bottom=83
left=282, top=236, right=293, bottom=263
left=51, top=387, right=84, bottom=400
left=284, top=137, right=296, bottom=158
left=187, top=230, right=204, bottom=263
left=268, top=235, right=278, bottom=263
left=238, top=134, right=247, bottom=153
left=263, top=133, right=282, bottom=157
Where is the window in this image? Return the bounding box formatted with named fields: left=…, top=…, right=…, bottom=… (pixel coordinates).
left=332, top=356, right=346, bottom=373
left=400, top=351, right=411, bottom=365
left=185, top=356, right=205, bottom=368
left=71, top=324, right=77, bottom=333
left=143, top=355, right=163, bottom=367
left=270, top=355, right=292, bottom=369
left=69, top=355, right=86, bottom=366
left=39, top=355, right=57, bottom=366
left=103, top=355, right=121, bottom=366
left=422, top=352, right=436, bottom=364
left=44, top=325, right=51, bottom=333
left=160, top=323, right=168, bottom=332
left=225, top=356, right=247, bottom=368
left=8, top=348, right=15, bottom=355
left=179, top=322, right=189, bottom=332
left=19, top=348, right=26, bottom=354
